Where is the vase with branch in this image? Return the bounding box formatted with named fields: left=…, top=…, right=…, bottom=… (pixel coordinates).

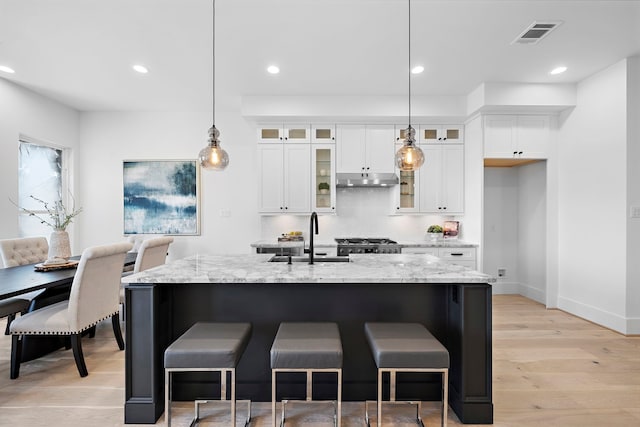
left=12, top=194, right=82, bottom=262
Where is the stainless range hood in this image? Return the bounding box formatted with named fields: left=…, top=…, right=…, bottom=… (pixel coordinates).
left=336, top=173, right=399, bottom=187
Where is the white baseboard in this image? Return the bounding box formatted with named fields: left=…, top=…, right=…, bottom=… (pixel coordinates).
left=518, top=284, right=545, bottom=304
left=491, top=281, right=519, bottom=294
left=558, top=296, right=628, bottom=334
left=626, top=317, right=640, bottom=335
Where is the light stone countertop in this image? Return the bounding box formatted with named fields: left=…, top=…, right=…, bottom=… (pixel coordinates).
left=122, top=253, right=495, bottom=285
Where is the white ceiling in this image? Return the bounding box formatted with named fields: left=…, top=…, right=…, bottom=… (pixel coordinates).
left=0, top=0, right=639, bottom=112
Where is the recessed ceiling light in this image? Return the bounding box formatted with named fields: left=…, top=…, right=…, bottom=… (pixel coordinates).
left=411, top=65, right=424, bottom=74
left=0, top=65, right=16, bottom=74
left=267, top=65, right=280, bottom=74
left=132, top=65, right=148, bottom=74
left=550, top=66, right=567, bottom=75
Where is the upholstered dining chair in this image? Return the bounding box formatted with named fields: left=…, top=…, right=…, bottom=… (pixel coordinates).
left=131, top=236, right=174, bottom=274
left=0, top=237, right=49, bottom=335
left=120, top=236, right=173, bottom=319
left=9, top=241, right=133, bottom=379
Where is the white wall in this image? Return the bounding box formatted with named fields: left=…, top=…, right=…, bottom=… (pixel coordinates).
left=260, top=188, right=465, bottom=243
left=77, top=109, right=260, bottom=261
left=517, top=162, right=547, bottom=303
left=626, top=55, right=640, bottom=332
left=557, top=60, right=629, bottom=332
left=0, top=78, right=80, bottom=247
left=463, top=115, right=484, bottom=265
left=483, top=167, right=519, bottom=292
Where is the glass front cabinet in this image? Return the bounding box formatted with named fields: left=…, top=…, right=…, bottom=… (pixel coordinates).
left=311, top=144, right=336, bottom=213
left=394, top=143, right=420, bottom=213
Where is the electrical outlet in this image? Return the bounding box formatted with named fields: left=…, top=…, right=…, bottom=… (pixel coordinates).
left=498, top=268, right=506, bottom=277
left=219, top=209, right=230, bottom=217
left=631, top=206, right=640, bottom=218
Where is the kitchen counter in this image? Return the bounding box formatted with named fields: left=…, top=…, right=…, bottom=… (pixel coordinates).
left=122, top=253, right=494, bottom=284
left=251, top=239, right=477, bottom=250
left=249, top=239, right=306, bottom=249
left=123, top=253, right=494, bottom=425
left=398, top=239, right=478, bottom=248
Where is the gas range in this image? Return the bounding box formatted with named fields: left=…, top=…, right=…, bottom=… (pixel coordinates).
left=335, top=238, right=401, bottom=256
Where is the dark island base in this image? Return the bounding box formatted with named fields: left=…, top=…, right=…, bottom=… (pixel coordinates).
left=125, top=282, right=493, bottom=424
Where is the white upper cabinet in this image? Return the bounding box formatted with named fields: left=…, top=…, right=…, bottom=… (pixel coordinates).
left=258, top=143, right=311, bottom=214
left=366, top=125, right=396, bottom=174
left=420, top=144, right=464, bottom=214
left=283, top=144, right=311, bottom=212
left=419, top=125, right=464, bottom=144
left=484, top=115, right=550, bottom=159
left=394, top=143, right=420, bottom=214
left=258, top=124, right=311, bottom=143
left=311, top=125, right=336, bottom=143
left=311, top=144, right=336, bottom=213
left=258, top=144, right=285, bottom=213
left=337, top=125, right=395, bottom=174
left=516, top=116, right=550, bottom=159
left=394, top=125, right=464, bottom=144
left=336, top=125, right=366, bottom=173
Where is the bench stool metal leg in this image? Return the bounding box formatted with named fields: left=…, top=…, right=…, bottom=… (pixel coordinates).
left=166, top=367, right=251, bottom=426
left=365, top=368, right=448, bottom=427
left=164, top=322, right=252, bottom=427
left=272, top=368, right=342, bottom=427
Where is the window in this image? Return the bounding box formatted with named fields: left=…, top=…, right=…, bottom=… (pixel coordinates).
left=18, top=137, right=68, bottom=237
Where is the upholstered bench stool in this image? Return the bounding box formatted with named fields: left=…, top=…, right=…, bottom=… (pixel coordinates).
left=164, top=322, right=252, bottom=426
left=270, top=322, right=343, bottom=427
left=364, top=322, right=449, bottom=427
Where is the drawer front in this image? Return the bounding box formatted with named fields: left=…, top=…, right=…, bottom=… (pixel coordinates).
left=401, top=247, right=439, bottom=256
left=438, top=248, right=475, bottom=260
left=446, top=259, right=477, bottom=269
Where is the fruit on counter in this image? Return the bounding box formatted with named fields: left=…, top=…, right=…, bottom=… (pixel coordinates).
left=427, top=225, right=443, bottom=233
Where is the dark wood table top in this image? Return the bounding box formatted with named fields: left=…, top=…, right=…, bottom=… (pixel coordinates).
left=0, top=252, right=137, bottom=301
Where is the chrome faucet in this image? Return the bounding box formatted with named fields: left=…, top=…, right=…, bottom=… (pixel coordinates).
left=309, top=211, right=318, bottom=264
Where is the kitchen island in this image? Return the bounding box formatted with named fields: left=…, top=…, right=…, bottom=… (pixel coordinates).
left=122, top=253, right=494, bottom=424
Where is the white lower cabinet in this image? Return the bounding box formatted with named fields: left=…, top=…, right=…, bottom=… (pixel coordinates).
left=258, top=144, right=311, bottom=214
left=401, top=246, right=476, bottom=269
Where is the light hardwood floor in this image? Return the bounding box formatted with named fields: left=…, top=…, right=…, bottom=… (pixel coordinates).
left=0, top=295, right=639, bottom=426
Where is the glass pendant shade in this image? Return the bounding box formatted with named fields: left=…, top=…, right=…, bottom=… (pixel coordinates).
left=396, top=126, right=424, bottom=171
left=199, top=125, right=229, bottom=170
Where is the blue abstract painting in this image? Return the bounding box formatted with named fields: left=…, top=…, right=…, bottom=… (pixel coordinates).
left=123, top=160, right=199, bottom=235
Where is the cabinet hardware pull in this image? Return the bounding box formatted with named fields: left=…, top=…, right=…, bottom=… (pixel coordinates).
left=451, top=253, right=463, bottom=256
left=518, top=151, right=523, bottom=155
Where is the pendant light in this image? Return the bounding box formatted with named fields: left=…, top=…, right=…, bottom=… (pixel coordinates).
left=395, top=0, right=424, bottom=172
left=199, top=0, right=229, bottom=170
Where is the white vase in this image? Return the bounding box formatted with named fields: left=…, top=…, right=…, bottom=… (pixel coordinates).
left=49, top=230, right=71, bottom=260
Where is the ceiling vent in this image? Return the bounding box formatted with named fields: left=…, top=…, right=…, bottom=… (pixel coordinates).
left=512, top=21, right=563, bottom=45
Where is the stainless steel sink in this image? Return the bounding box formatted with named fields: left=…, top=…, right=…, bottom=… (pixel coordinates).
left=269, top=255, right=350, bottom=263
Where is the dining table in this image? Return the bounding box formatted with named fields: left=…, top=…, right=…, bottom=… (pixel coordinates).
left=0, top=251, right=137, bottom=362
